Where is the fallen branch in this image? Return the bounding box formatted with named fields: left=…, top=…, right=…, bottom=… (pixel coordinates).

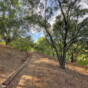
left=2, top=52, right=31, bottom=87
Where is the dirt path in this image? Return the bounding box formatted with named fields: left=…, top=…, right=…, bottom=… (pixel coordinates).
left=8, top=53, right=88, bottom=88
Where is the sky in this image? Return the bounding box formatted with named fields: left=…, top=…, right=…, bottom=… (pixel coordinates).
left=30, top=31, right=44, bottom=42
left=30, top=0, right=88, bottom=42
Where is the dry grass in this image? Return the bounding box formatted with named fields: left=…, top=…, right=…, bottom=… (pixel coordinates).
left=0, top=46, right=28, bottom=84
left=0, top=46, right=88, bottom=88
left=8, top=53, right=88, bottom=88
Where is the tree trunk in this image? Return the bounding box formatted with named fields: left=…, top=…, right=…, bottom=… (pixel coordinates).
left=57, top=55, right=66, bottom=69
left=71, top=53, right=74, bottom=63
left=73, top=53, right=77, bottom=62
left=3, top=37, right=11, bottom=45
left=60, top=62, right=65, bottom=69
left=5, top=39, right=10, bottom=45
left=52, top=48, right=55, bottom=57
left=52, top=51, right=54, bottom=57
left=60, top=58, right=65, bottom=69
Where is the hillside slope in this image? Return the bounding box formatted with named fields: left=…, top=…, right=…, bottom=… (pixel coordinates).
left=0, top=46, right=28, bottom=84
left=7, top=53, right=88, bottom=88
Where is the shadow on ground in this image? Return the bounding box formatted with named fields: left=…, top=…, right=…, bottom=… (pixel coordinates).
left=8, top=53, right=88, bottom=88
left=0, top=46, right=28, bottom=84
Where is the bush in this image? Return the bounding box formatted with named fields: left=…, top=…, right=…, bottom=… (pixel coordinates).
left=9, top=38, right=34, bottom=51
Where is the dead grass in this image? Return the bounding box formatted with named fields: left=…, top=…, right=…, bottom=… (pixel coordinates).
left=0, top=46, right=28, bottom=84
left=8, top=53, right=88, bottom=88
left=0, top=47, right=88, bottom=88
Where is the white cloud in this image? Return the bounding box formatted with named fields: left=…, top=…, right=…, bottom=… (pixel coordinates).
left=81, top=0, right=88, bottom=4
left=80, top=0, right=88, bottom=9
left=30, top=27, right=45, bottom=37
left=40, top=33, right=45, bottom=37
left=79, top=14, right=88, bottom=23
left=48, top=10, right=61, bottom=26
left=48, top=0, right=88, bottom=26
left=30, top=29, right=40, bottom=35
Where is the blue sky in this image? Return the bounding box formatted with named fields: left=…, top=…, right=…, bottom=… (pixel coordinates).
left=30, top=32, right=44, bottom=42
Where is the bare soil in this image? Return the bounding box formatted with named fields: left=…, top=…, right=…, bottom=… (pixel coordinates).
left=8, top=53, right=88, bottom=88
left=0, top=46, right=28, bottom=84
left=0, top=46, right=88, bottom=88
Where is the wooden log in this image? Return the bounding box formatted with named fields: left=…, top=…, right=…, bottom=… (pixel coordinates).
left=2, top=56, right=30, bottom=86
left=0, top=87, right=4, bottom=88
left=0, top=85, right=6, bottom=88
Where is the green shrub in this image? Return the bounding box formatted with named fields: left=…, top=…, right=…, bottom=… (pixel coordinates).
left=77, top=59, right=88, bottom=66
left=9, top=38, right=34, bottom=51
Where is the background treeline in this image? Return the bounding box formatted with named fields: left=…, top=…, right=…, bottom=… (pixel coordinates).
left=0, top=36, right=88, bottom=66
